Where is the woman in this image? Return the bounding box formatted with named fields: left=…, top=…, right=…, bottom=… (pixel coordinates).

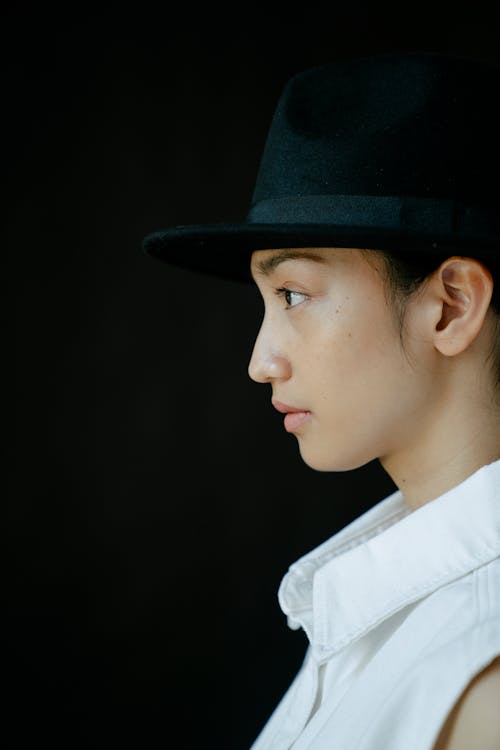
left=143, top=53, right=500, bottom=749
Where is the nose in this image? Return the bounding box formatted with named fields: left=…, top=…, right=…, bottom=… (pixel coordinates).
left=248, top=325, right=292, bottom=384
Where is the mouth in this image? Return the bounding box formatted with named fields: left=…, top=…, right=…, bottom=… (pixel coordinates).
left=272, top=399, right=311, bottom=433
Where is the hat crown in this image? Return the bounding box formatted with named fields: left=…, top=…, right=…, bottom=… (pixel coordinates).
left=143, top=53, right=499, bottom=283
left=251, top=54, right=500, bottom=208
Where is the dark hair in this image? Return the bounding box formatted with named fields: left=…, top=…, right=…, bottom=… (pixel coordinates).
left=368, top=249, right=500, bottom=390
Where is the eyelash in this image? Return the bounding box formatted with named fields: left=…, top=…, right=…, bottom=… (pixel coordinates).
left=274, top=286, right=308, bottom=308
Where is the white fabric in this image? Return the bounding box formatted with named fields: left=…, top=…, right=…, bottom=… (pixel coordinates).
left=249, top=459, right=500, bottom=750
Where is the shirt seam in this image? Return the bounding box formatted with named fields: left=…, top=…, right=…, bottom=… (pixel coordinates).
left=282, top=506, right=410, bottom=609
left=304, top=507, right=411, bottom=569
left=318, top=547, right=499, bottom=653
left=268, top=656, right=317, bottom=750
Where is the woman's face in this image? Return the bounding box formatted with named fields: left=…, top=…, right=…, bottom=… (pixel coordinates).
left=248, top=247, right=436, bottom=472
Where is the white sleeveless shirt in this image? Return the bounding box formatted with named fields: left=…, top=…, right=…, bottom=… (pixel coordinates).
left=249, top=459, right=500, bottom=750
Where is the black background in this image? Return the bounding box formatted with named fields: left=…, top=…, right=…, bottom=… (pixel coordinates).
left=7, top=7, right=500, bottom=749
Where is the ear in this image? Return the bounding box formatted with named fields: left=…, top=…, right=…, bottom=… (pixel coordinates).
left=428, top=257, right=494, bottom=357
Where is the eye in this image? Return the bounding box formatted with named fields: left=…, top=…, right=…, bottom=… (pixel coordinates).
left=275, top=287, right=308, bottom=308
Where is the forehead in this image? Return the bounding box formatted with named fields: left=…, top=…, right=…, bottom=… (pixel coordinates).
left=250, top=246, right=375, bottom=279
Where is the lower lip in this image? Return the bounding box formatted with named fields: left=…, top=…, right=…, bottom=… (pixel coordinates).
left=284, top=411, right=311, bottom=433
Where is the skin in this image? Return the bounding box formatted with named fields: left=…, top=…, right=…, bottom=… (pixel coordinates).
left=248, top=247, right=500, bottom=511
left=432, top=656, right=500, bottom=750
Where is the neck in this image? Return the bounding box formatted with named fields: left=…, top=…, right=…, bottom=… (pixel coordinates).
left=379, top=399, right=500, bottom=511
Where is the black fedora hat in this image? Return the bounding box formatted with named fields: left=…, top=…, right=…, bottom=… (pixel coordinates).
left=142, top=52, right=500, bottom=283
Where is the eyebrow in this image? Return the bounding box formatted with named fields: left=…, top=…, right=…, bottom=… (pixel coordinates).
left=252, top=249, right=329, bottom=278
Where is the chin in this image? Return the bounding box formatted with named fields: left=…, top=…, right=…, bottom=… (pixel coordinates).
left=297, top=440, right=375, bottom=473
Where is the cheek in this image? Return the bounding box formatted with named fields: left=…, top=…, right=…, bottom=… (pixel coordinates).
left=310, top=301, right=401, bottom=398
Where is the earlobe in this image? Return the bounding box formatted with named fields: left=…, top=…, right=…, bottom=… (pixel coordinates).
left=432, top=258, right=493, bottom=357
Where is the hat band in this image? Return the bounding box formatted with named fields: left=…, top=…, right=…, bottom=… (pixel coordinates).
left=247, top=195, right=496, bottom=237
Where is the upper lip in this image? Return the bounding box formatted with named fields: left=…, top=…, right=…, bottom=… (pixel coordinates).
left=272, top=399, right=309, bottom=414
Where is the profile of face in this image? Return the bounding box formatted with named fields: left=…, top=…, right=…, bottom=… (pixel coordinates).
left=248, top=247, right=439, bottom=473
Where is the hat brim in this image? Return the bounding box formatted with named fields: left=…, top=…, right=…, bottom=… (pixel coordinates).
left=142, top=222, right=497, bottom=284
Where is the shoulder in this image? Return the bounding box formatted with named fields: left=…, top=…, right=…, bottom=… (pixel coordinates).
left=432, top=656, right=500, bottom=750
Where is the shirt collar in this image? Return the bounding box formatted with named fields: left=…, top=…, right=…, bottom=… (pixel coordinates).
left=278, top=460, right=500, bottom=662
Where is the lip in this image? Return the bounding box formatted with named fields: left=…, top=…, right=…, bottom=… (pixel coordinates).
left=272, top=399, right=308, bottom=414
left=272, top=399, right=311, bottom=433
